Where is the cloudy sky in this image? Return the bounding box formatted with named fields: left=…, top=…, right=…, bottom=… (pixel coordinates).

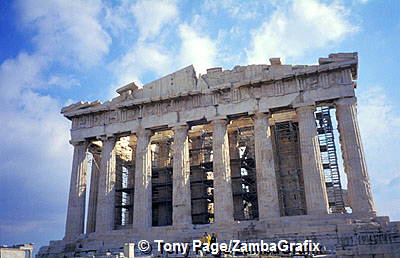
left=0, top=0, right=399, bottom=254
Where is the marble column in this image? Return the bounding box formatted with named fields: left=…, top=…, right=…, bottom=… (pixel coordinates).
left=133, top=129, right=153, bottom=228
left=254, top=113, right=281, bottom=219
left=335, top=97, right=376, bottom=215
left=95, top=137, right=117, bottom=232
left=65, top=141, right=88, bottom=239
left=211, top=119, right=234, bottom=224
left=86, top=151, right=100, bottom=233
left=172, top=125, right=192, bottom=226
left=297, top=105, right=329, bottom=215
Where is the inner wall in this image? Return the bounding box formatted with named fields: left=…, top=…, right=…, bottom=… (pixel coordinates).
left=228, top=117, right=258, bottom=220
left=151, top=130, right=174, bottom=226
left=188, top=124, right=214, bottom=224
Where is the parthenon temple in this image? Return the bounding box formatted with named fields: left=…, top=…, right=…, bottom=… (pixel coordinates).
left=38, top=53, right=400, bottom=257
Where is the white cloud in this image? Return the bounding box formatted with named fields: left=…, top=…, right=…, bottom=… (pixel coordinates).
left=103, top=0, right=134, bottom=37
left=1, top=0, right=111, bottom=174
left=0, top=52, right=47, bottom=101
left=48, top=74, right=80, bottom=88
left=132, top=0, right=178, bottom=41
left=0, top=53, right=71, bottom=181
left=178, top=23, right=217, bottom=74
left=18, top=0, right=111, bottom=66
left=203, top=0, right=259, bottom=20
left=246, top=0, right=358, bottom=64
left=358, top=87, right=400, bottom=148
left=110, top=42, right=173, bottom=91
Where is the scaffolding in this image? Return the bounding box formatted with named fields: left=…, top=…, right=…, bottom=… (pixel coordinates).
left=189, top=126, right=214, bottom=224
left=151, top=131, right=173, bottom=226
left=229, top=118, right=258, bottom=220
left=114, top=136, right=136, bottom=227
left=115, top=157, right=134, bottom=226
left=315, top=106, right=346, bottom=213
left=273, top=121, right=307, bottom=216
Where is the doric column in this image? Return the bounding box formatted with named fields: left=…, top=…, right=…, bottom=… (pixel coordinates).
left=335, top=97, right=376, bottom=215
left=172, top=125, right=192, bottom=226
left=211, top=119, right=234, bottom=224
left=254, top=113, right=280, bottom=219
left=95, top=137, right=117, bottom=232
left=297, top=105, right=329, bottom=215
left=65, top=141, right=88, bottom=239
left=86, top=150, right=100, bottom=233
left=133, top=129, right=153, bottom=228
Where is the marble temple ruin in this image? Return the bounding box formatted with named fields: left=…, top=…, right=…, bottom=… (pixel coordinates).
left=38, top=53, right=400, bottom=257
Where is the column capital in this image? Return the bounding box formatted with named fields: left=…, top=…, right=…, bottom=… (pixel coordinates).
left=136, top=129, right=153, bottom=138
left=254, top=112, right=272, bottom=120
left=336, top=97, right=357, bottom=106
left=69, top=140, right=88, bottom=147
left=69, top=140, right=90, bottom=149
left=97, top=135, right=117, bottom=142
left=296, top=104, right=316, bottom=112
left=293, top=100, right=316, bottom=109
left=210, top=119, right=228, bottom=125
left=172, top=124, right=189, bottom=132
left=88, top=142, right=102, bottom=154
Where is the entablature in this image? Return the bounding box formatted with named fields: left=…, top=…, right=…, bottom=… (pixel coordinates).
left=63, top=53, right=358, bottom=141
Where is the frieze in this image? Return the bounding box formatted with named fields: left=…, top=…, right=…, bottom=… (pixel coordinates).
left=305, top=76, right=319, bottom=90
left=250, top=86, right=261, bottom=99
left=274, top=81, right=285, bottom=96
left=239, top=86, right=251, bottom=100
left=329, top=70, right=352, bottom=87
left=231, top=88, right=240, bottom=102
left=319, top=73, right=329, bottom=88
left=262, top=82, right=275, bottom=97
left=211, top=92, right=219, bottom=106
left=219, top=89, right=232, bottom=104
left=93, top=113, right=105, bottom=126
left=165, top=100, right=175, bottom=113
left=107, top=110, right=120, bottom=124
left=126, top=108, right=139, bottom=121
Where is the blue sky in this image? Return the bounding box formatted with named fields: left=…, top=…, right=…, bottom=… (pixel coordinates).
left=0, top=0, right=399, bottom=254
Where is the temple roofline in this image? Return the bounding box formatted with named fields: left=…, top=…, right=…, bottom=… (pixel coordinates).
left=61, top=53, right=357, bottom=119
